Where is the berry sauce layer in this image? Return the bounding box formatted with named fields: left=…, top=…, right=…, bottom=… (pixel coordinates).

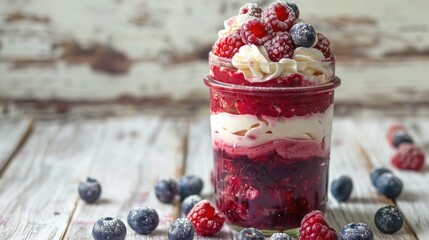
left=214, top=141, right=329, bottom=230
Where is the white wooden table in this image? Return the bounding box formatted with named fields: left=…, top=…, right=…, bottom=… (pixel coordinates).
left=0, top=113, right=428, bottom=240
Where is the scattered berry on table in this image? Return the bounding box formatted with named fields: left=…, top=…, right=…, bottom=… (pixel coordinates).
left=181, top=195, right=203, bottom=215
left=179, top=175, right=204, bottom=200
left=236, top=228, right=265, bottom=240
left=314, top=33, right=332, bottom=58
left=155, top=179, right=179, bottom=204
left=386, top=123, right=406, bottom=147
left=270, top=232, right=292, bottom=240
left=212, top=32, right=245, bottom=58
left=299, top=210, right=337, bottom=240
left=168, top=218, right=195, bottom=240
left=187, top=200, right=225, bottom=236
left=262, top=1, right=296, bottom=32
left=330, top=175, right=353, bottom=202
left=92, top=217, right=126, bottom=240
left=338, top=223, right=374, bottom=240
left=392, top=132, right=414, bottom=148
left=239, top=3, right=262, bottom=18
left=127, top=207, right=159, bottom=235
left=374, top=205, right=404, bottom=234
left=375, top=173, right=403, bottom=199
left=240, top=18, right=274, bottom=45
left=263, top=32, right=294, bottom=61
left=391, top=143, right=425, bottom=171
left=290, top=22, right=317, bottom=48
left=369, top=167, right=392, bottom=187
left=78, top=177, right=102, bottom=204
left=339, top=222, right=374, bottom=240
left=286, top=1, right=300, bottom=19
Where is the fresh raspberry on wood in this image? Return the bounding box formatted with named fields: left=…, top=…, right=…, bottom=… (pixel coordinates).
left=299, top=210, right=337, bottom=240
left=391, top=143, right=425, bottom=171
left=187, top=200, right=225, bottom=236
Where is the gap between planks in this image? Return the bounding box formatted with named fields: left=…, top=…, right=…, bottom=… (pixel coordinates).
left=0, top=117, right=33, bottom=175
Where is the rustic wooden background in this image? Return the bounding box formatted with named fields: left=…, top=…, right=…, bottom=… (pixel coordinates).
left=1, top=0, right=429, bottom=112
left=0, top=1, right=429, bottom=239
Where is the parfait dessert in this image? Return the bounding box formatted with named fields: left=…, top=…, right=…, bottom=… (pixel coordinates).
left=204, top=1, right=340, bottom=235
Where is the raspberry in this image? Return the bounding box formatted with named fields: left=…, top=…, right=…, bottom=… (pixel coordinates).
left=187, top=200, right=225, bottom=236
left=239, top=3, right=262, bottom=18
left=299, top=210, right=337, bottom=240
left=212, top=32, right=245, bottom=58
left=262, top=2, right=296, bottom=32
left=391, top=143, right=425, bottom=171
left=240, top=18, right=274, bottom=45
left=263, top=32, right=294, bottom=61
left=314, top=33, right=332, bottom=58
left=386, top=123, right=406, bottom=146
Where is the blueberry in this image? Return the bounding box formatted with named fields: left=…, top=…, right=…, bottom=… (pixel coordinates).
left=331, top=175, right=353, bottom=202
left=286, top=1, right=299, bottom=18
left=270, top=232, right=292, bottom=240
left=290, top=22, right=316, bottom=48
left=339, top=222, right=374, bottom=240
left=92, top=217, right=126, bottom=240
left=155, top=179, right=179, bottom=204
left=78, top=177, right=101, bottom=203
left=370, top=167, right=392, bottom=187
left=181, top=195, right=203, bottom=215
left=168, top=218, right=195, bottom=240
left=179, top=175, right=204, bottom=200
left=374, top=206, right=404, bottom=234
left=237, top=228, right=265, bottom=240
left=127, top=207, right=159, bottom=234
left=375, top=173, right=403, bottom=199
left=392, top=132, right=413, bottom=148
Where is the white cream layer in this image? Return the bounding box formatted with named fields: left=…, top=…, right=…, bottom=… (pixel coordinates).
left=211, top=105, right=334, bottom=150
left=231, top=45, right=334, bottom=84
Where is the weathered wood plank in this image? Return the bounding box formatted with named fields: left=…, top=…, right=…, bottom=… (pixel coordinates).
left=0, top=117, right=32, bottom=171
left=0, top=0, right=429, bottom=106
left=64, top=117, right=188, bottom=239
left=327, top=118, right=416, bottom=239
left=0, top=120, right=104, bottom=239
left=353, top=117, right=429, bottom=240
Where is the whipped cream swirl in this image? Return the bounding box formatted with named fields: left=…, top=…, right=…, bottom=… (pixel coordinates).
left=231, top=45, right=334, bottom=84
left=218, top=14, right=252, bottom=37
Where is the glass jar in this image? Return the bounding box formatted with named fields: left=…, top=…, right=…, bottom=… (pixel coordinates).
left=204, top=53, right=340, bottom=236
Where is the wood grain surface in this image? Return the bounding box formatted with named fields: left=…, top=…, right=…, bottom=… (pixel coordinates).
left=0, top=114, right=428, bottom=239
left=1, top=0, right=429, bottom=108
left=0, top=118, right=32, bottom=171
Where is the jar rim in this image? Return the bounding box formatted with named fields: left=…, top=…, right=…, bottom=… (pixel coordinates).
left=204, top=75, right=341, bottom=94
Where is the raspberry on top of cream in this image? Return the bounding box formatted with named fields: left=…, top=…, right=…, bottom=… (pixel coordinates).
left=212, top=1, right=335, bottom=85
